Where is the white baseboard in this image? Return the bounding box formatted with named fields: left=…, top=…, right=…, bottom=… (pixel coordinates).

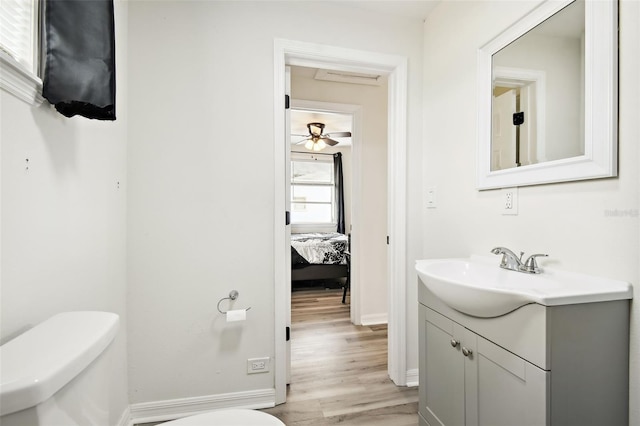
left=128, top=388, right=276, bottom=425
left=405, top=368, right=419, bottom=387
left=360, top=313, right=388, bottom=326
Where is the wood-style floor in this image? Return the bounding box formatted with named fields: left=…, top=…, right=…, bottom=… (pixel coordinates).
left=261, top=285, right=419, bottom=425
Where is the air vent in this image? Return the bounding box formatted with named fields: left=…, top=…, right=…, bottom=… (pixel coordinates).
left=314, top=69, right=384, bottom=86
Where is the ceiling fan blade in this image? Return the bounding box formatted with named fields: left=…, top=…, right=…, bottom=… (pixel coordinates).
left=321, top=137, right=340, bottom=146
left=291, top=133, right=310, bottom=137
left=294, top=137, right=311, bottom=145
left=325, top=131, right=352, bottom=138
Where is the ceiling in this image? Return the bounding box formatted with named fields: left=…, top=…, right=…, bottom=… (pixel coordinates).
left=291, top=109, right=353, bottom=147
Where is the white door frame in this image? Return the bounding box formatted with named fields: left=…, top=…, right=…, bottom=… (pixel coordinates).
left=273, top=38, right=408, bottom=404
left=494, top=66, right=547, bottom=164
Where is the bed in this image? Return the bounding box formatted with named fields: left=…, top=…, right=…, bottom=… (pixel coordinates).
left=291, top=232, right=349, bottom=282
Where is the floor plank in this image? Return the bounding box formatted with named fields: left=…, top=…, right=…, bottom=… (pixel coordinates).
left=262, top=287, right=418, bottom=425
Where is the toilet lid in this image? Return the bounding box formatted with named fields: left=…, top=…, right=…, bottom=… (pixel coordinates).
left=162, top=409, right=285, bottom=425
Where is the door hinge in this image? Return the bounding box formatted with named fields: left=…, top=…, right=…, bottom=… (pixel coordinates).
left=513, top=111, right=524, bottom=125
left=286, top=326, right=290, bottom=341
left=285, top=94, right=290, bottom=110
left=285, top=211, right=290, bottom=226
left=387, top=235, right=390, bottom=245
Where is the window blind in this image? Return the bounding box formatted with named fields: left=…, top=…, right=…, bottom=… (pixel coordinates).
left=0, top=0, right=37, bottom=73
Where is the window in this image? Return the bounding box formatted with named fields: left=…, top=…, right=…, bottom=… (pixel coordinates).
left=0, top=0, right=42, bottom=104
left=1, top=0, right=37, bottom=71
left=291, top=154, right=335, bottom=224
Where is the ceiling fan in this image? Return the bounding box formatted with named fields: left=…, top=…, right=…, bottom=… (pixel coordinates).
left=292, top=122, right=352, bottom=152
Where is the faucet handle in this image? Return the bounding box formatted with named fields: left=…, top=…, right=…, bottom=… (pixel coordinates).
left=521, top=254, right=548, bottom=274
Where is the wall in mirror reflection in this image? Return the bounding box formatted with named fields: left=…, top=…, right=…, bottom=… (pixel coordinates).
left=491, top=1, right=585, bottom=171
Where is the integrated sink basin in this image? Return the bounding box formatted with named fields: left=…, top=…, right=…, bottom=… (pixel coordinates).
left=416, top=255, right=633, bottom=317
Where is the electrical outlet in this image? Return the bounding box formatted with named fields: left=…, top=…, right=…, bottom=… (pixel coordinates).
left=247, top=357, right=270, bottom=374
left=501, top=188, right=518, bottom=215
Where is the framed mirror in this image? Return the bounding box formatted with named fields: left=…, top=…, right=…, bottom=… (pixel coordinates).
left=477, top=0, right=617, bottom=190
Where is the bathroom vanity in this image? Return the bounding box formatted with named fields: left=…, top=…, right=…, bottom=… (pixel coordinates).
left=416, top=257, right=632, bottom=426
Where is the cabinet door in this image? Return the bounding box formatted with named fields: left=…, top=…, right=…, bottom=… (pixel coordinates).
left=465, top=333, right=549, bottom=426
left=420, top=306, right=465, bottom=426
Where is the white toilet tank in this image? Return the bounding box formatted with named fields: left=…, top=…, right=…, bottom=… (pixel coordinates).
left=0, top=311, right=119, bottom=426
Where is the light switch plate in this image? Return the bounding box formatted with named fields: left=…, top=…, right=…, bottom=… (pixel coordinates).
left=426, top=187, right=437, bottom=209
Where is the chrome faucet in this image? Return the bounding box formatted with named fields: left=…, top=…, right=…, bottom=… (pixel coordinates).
left=491, top=247, right=524, bottom=272
left=491, top=247, right=548, bottom=274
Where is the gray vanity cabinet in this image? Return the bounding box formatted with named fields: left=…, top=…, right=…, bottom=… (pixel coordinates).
left=420, top=305, right=548, bottom=426
left=419, top=283, right=630, bottom=426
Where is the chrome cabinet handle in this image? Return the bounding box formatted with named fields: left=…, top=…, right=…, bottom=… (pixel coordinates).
left=462, top=347, right=473, bottom=357
left=450, top=339, right=459, bottom=348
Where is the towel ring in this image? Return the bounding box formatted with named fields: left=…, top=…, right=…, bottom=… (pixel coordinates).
left=217, top=290, right=251, bottom=314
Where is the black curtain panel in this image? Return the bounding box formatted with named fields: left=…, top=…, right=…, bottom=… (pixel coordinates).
left=334, top=153, right=345, bottom=234
left=42, top=0, right=116, bottom=120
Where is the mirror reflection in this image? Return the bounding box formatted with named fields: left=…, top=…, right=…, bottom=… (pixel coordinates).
left=491, top=1, right=585, bottom=171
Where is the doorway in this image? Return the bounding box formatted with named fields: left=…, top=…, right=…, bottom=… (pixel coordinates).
left=289, top=97, right=361, bottom=323
left=274, top=39, right=409, bottom=404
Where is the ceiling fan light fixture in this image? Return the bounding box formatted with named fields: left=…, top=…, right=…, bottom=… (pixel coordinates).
left=295, top=121, right=348, bottom=151
left=304, top=139, right=314, bottom=150
left=307, top=122, right=325, bottom=137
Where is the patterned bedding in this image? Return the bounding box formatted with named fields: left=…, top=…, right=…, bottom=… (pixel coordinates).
left=291, top=232, right=348, bottom=266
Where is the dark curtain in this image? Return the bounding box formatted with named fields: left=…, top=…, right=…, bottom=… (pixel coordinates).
left=42, top=0, right=116, bottom=120
left=334, top=153, right=345, bottom=234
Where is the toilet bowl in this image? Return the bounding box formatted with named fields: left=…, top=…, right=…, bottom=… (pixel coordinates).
left=161, top=408, right=284, bottom=425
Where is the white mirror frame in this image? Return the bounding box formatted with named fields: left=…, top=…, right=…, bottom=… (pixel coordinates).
left=477, top=0, right=618, bottom=190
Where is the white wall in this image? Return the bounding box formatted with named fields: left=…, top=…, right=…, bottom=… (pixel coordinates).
left=290, top=66, right=389, bottom=320
left=127, top=0, right=423, bottom=405
left=423, top=0, right=639, bottom=422
left=0, top=2, right=129, bottom=422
